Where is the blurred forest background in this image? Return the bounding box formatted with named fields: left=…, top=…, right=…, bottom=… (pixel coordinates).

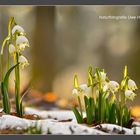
left=0, top=6, right=140, bottom=109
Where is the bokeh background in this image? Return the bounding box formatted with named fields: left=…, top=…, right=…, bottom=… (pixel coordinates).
left=0, top=6, right=140, bottom=112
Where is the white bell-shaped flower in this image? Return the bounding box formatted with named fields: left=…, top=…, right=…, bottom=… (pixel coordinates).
left=128, top=79, right=138, bottom=91
left=72, top=84, right=92, bottom=97
left=79, top=84, right=91, bottom=94
left=72, top=88, right=79, bottom=97
left=125, top=90, right=136, bottom=101
left=100, top=72, right=106, bottom=81
left=108, top=81, right=119, bottom=93
left=19, top=55, right=29, bottom=68
left=95, top=71, right=106, bottom=82
left=9, top=44, right=15, bottom=54
left=12, top=25, right=24, bottom=34
left=16, top=36, right=29, bottom=52
left=103, top=84, right=109, bottom=92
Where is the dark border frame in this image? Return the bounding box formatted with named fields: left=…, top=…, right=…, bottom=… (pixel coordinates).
left=0, top=1, right=140, bottom=140
left=0, top=0, right=140, bottom=5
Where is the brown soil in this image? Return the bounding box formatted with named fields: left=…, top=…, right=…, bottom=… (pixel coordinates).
left=0, top=111, right=41, bottom=120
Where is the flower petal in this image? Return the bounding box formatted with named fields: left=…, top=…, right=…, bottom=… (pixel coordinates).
left=12, top=25, right=24, bottom=34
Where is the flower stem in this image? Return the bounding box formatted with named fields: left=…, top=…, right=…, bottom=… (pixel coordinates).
left=78, top=96, right=83, bottom=119
left=0, top=54, right=4, bottom=80
left=14, top=52, right=21, bottom=116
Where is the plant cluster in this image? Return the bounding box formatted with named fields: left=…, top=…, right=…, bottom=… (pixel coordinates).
left=72, top=65, right=138, bottom=127
left=0, top=17, right=30, bottom=117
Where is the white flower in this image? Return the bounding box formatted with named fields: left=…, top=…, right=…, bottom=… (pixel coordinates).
left=79, top=84, right=91, bottom=94
left=103, top=84, right=108, bottom=92
left=19, top=55, right=29, bottom=68
left=125, top=90, right=136, bottom=100
left=16, top=36, right=29, bottom=52
left=72, top=88, right=79, bottom=97
left=100, top=72, right=106, bottom=81
left=9, top=44, right=15, bottom=54
left=95, top=71, right=106, bottom=82
left=12, top=25, right=24, bottom=34
left=128, top=79, right=137, bottom=91
left=108, top=81, right=119, bottom=93
left=72, top=84, right=91, bottom=97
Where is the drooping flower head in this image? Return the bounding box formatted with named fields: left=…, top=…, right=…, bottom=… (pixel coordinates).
left=72, top=84, right=92, bottom=97
left=16, top=36, right=29, bottom=52
left=19, top=55, right=29, bottom=69
left=9, top=44, right=15, bottom=55
left=128, top=79, right=138, bottom=91
left=12, top=25, right=24, bottom=35
left=108, top=81, right=119, bottom=93
left=125, top=90, right=136, bottom=101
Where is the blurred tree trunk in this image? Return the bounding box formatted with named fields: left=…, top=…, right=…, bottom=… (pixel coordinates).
left=32, top=6, right=56, bottom=92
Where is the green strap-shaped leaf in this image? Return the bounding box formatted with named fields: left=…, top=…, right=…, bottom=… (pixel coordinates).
left=95, top=67, right=101, bottom=82
left=84, top=96, right=94, bottom=124
left=1, top=82, right=11, bottom=113
left=19, top=87, right=30, bottom=115
left=1, top=63, right=19, bottom=114
left=3, top=63, right=19, bottom=89
left=72, top=107, right=83, bottom=124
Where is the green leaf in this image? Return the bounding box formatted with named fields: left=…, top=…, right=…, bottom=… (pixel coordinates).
left=95, top=67, right=101, bottom=81
left=19, top=87, right=30, bottom=115
left=74, top=74, right=79, bottom=88
left=1, top=82, right=11, bottom=113
left=88, top=72, right=93, bottom=86
left=1, top=63, right=19, bottom=114
left=3, top=63, right=19, bottom=89
left=98, top=91, right=102, bottom=121
left=72, top=107, right=83, bottom=123
left=84, top=96, right=94, bottom=124
left=105, top=99, right=110, bottom=122
left=109, top=103, right=117, bottom=124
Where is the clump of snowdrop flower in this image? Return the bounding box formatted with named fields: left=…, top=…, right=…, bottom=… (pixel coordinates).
left=72, top=65, right=138, bottom=127
left=0, top=17, right=30, bottom=117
